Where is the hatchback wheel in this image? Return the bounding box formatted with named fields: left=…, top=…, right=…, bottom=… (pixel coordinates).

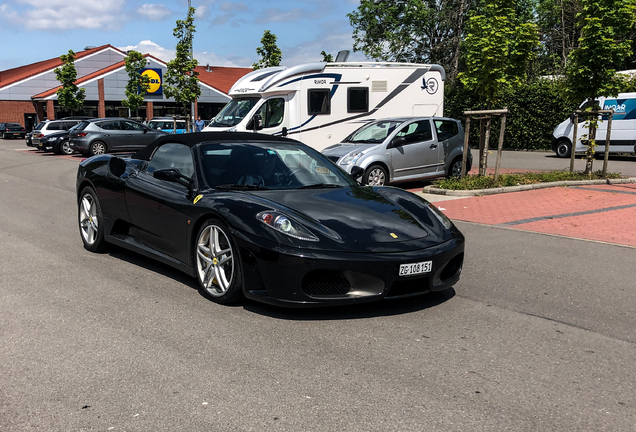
left=89, top=141, right=107, bottom=156
left=364, top=164, right=388, bottom=186
left=60, top=140, right=74, bottom=155
left=447, top=157, right=464, bottom=178
left=195, top=219, right=244, bottom=304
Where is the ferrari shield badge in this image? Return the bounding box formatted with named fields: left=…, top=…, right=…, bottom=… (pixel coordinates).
left=193, top=194, right=203, bottom=204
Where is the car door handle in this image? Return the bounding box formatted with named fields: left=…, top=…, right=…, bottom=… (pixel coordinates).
left=430, top=144, right=438, bottom=149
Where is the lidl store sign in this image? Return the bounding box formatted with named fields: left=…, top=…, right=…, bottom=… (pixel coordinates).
left=141, top=68, right=163, bottom=95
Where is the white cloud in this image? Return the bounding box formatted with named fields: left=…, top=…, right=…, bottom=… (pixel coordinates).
left=254, top=8, right=306, bottom=24
left=5, top=0, right=127, bottom=31
left=118, top=40, right=250, bottom=68
left=137, top=4, right=173, bottom=21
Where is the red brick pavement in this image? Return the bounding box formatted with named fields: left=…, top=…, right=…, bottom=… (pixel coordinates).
left=435, top=184, right=636, bottom=247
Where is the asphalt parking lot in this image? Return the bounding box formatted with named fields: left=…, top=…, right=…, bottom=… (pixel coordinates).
left=2, top=141, right=636, bottom=431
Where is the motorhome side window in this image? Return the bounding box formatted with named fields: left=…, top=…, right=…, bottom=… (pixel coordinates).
left=308, top=89, right=331, bottom=115
left=348, top=88, right=369, bottom=113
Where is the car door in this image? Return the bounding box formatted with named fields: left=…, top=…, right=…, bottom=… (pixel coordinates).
left=386, top=119, right=441, bottom=181
left=121, top=120, right=156, bottom=149
left=125, top=143, right=195, bottom=263
left=97, top=120, right=128, bottom=150
left=434, top=119, right=462, bottom=171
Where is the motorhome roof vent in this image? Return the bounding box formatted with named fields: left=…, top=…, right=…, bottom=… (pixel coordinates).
left=206, top=63, right=212, bottom=72
left=84, top=46, right=97, bottom=50
left=335, top=50, right=350, bottom=62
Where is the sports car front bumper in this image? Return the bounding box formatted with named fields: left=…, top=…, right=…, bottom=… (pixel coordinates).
left=233, top=230, right=465, bottom=307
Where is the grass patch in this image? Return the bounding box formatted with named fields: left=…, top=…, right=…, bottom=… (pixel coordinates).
left=433, top=170, right=623, bottom=190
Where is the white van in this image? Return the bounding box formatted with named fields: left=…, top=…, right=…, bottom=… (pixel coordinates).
left=552, top=92, right=636, bottom=157
left=202, top=60, right=446, bottom=151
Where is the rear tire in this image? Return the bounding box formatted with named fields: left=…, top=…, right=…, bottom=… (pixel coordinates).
left=555, top=140, right=571, bottom=158
left=195, top=219, right=244, bottom=305
left=447, top=157, right=464, bottom=178
left=89, top=141, right=107, bottom=156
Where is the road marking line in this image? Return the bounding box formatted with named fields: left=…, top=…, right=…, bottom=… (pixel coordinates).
left=498, top=203, right=636, bottom=226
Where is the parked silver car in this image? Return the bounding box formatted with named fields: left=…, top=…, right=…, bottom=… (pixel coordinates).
left=70, top=118, right=168, bottom=156
left=322, top=117, right=472, bottom=186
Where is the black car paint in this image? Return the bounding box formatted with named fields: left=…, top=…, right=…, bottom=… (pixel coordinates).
left=77, top=133, right=464, bottom=306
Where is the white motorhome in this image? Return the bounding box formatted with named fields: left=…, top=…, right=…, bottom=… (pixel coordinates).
left=552, top=92, right=636, bottom=157
left=202, top=60, right=446, bottom=151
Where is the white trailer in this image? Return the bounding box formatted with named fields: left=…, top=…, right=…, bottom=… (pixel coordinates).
left=202, top=61, right=445, bottom=151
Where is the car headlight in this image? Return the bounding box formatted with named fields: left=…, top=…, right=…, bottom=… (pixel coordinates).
left=340, top=151, right=362, bottom=165
left=257, top=211, right=319, bottom=242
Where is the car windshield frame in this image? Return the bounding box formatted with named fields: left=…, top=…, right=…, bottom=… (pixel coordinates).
left=343, top=120, right=403, bottom=144
left=208, top=97, right=260, bottom=127
left=198, top=141, right=357, bottom=190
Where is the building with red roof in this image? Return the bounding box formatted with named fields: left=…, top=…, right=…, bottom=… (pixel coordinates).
left=0, top=44, right=252, bottom=130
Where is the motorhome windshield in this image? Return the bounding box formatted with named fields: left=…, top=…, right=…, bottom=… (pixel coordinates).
left=209, top=97, right=260, bottom=127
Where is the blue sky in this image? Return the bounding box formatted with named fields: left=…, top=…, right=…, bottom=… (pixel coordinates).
left=0, top=0, right=368, bottom=72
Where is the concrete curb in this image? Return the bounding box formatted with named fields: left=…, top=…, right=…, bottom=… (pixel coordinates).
left=422, top=177, right=636, bottom=197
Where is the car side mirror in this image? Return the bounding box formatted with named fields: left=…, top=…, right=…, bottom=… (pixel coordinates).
left=252, top=114, right=263, bottom=131
left=109, top=157, right=127, bottom=177
left=282, top=126, right=288, bottom=137
left=387, top=136, right=406, bottom=149
left=153, top=168, right=193, bottom=188
left=350, top=165, right=365, bottom=183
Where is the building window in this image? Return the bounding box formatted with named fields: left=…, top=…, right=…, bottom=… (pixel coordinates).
left=348, top=87, right=369, bottom=113
left=308, top=89, right=331, bottom=115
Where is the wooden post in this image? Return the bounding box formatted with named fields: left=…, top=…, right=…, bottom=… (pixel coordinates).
left=461, top=116, right=471, bottom=179
left=478, top=118, right=485, bottom=175
left=494, top=112, right=507, bottom=182
left=570, top=114, right=578, bottom=173
left=602, top=111, right=613, bottom=178
left=480, top=115, right=492, bottom=176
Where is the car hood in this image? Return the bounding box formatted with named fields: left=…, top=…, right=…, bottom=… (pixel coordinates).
left=248, top=186, right=437, bottom=245
left=321, top=143, right=378, bottom=158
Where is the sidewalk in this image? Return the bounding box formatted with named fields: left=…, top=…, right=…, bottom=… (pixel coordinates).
left=418, top=183, right=636, bottom=248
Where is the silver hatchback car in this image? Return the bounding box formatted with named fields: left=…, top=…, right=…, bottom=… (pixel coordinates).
left=70, top=118, right=168, bottom=156
left=322, top=117, right=472, bottom=186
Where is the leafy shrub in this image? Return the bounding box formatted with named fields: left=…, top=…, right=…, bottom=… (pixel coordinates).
left=433, top=170, right=622, bottom=190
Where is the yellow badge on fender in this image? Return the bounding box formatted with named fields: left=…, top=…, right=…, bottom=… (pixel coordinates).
left=390, top=233, right=398, bottom=239
left=193, top=194, right=203, bottom=204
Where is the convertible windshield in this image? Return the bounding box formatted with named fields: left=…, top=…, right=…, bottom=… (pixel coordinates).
left=208, top=97, right=260, bottom=127
left=344, top=120, right=402, bottom=144
left=200, top=142, right=355, bottom=190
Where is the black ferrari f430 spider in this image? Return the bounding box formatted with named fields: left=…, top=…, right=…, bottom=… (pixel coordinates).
left=77, top=132, right=465, bottom=307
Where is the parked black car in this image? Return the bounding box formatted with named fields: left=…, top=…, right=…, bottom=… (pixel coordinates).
left=70, top=118, right=168, bottom=156
left=36, top=129, right=77, bottom=154
left=76, top=132, right=465, bottom=307
left=0, top=122, right=27, bottom=139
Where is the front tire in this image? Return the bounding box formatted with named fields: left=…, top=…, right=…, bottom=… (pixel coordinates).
left=89, top=141, right=107, bottom=156
left=78, top=187, right=108, bottom=252
left=59, top=140, right=74, bottom=155
left=555, top=140, right=571, bottom=158
left=364, top=164, right=388, bottom=186
left=195, top=219, right=244, bottom=304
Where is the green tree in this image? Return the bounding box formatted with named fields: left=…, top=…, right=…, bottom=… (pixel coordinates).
left=534, top=0, right=582, bottom=75
left=347, top=0, right=473, bottom=81
left=121, top=51, right=151, bottom=119
left=321, top=51, right=334, bottom=62
left=54, top=50, right=86, bottom=116
left=164, top=6, right=201, bottom=132
left=458, top=0, right=540, bottom=108
left=253, top=30, right=283, bottom=70
left=565, top=0, right=636, bottom=174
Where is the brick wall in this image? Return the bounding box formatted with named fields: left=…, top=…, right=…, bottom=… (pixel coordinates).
left=0, top=101, right=37, bottom=125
